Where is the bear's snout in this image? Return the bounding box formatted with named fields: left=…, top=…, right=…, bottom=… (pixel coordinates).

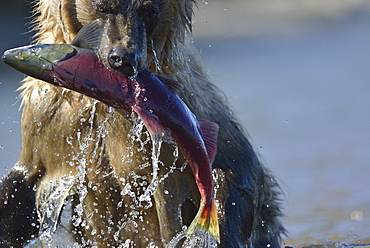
left=108, top=47, right=137, bottom=77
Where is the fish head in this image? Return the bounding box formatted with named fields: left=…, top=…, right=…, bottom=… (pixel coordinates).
left=2, top=44, right=77, bottom=81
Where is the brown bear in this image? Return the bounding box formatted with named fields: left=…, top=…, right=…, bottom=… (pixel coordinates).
left=0, top=0, right=285, bottom=247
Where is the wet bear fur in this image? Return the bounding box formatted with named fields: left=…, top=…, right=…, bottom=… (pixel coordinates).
left=0, top=0, right=285, bottom=247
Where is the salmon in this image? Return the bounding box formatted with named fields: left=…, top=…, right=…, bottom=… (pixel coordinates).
left=2, top=19, right=220, bottom=242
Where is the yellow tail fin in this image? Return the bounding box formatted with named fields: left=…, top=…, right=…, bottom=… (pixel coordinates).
left=187, top=200, right=220, bottom=243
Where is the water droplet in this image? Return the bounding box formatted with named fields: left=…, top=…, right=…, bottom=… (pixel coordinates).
left=351, top=210, right=363, bottom=221
left=150, top=39, right=161, bottom=72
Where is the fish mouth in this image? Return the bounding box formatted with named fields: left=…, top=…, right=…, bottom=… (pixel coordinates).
left=2, top=53, right=9, bottom=64
left=2, top=48, right=21, bottom=67
left=2, top=46, right=36, bottom=65
left=2, top=46, right=50, bottom=81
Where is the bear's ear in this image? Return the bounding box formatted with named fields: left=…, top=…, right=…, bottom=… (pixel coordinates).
left=72, top=19, right=104, bottom=50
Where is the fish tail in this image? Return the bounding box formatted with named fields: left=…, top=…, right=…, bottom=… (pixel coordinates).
left=187, top=199, right=220, bottom=243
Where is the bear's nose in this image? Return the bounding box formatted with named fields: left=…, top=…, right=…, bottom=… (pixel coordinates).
left=108, top=47, right=137, bottom=77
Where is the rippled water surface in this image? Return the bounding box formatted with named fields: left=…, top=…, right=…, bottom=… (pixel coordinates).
left=1, top=0, right=370, bottom=247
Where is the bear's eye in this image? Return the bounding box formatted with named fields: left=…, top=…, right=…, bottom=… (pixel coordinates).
left=144, top=6, right=159, bottom=22
left=95, top=0, right=122, bottom=15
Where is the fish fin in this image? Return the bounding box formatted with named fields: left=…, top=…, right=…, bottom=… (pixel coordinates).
left=198, top=120, right=219, bottom=164
left=187, top=199, right=220, bottom=243
left=157, top=75, right=184, bottom=94
left=72, top=19, right=104, bottom=50
left=133, top=106, right=167, bottom=136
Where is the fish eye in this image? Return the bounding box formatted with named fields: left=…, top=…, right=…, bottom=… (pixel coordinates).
left=30, top=47, right=41, bottom=54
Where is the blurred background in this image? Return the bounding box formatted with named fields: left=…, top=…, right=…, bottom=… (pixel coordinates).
left=1, top=0, right=370, bottom=247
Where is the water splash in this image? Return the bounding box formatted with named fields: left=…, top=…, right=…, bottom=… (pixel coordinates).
left=130, top=115, right=151, bottom=153
left=131, top=114, right=181, bottom=207
left=130, top=114, right=164, bottom=206
left=138, top=132, right=165, bottom=205
left=31, top=101, right=116, bottom=246
left=168, top=226, right=218, bottom=248
left=150, top=39, right=161, bottom=72
left=72, top=101, right=100, bottom=231
left=158, top=144, right=181, bottom=184
left=35, top=176, right=75, bottom=247
left=26, top=100, right=208, bottom=247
